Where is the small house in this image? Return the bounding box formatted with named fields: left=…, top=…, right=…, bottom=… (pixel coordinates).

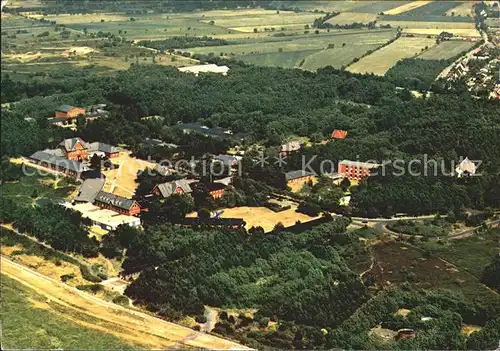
left=55, top=105, right=86, bottom=119
left=285, top=170, right=315, bottom=187
left=331, top=129, right=348, bottom=139
left=153, top=180, right=192, bottom=198
left=280, top=141, right=301, bottom=156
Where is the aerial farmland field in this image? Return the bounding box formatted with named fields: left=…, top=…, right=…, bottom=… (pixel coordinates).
left=350, top=1, right=409, bottom=14
left=417, top=40, right=476, bottom=60
left=190, top=29, right=396, bottom=69
left=347, top=36, right=437, bottom=75
left=445, top=1, right=475, bottom=17
left=383, top=1, right=433, bottom=15
left=401, top=1, right=465, bottom=16
left=326, top=12, right=378, bottom=26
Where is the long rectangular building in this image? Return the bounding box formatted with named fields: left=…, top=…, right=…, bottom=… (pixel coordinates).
left=30, top=150, right=88, bottom=177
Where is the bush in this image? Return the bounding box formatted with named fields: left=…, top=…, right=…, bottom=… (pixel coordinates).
left=112, top=295, right=130, bottom=306
left=60, top=273, right=76, bottom=282
left=297, top=202, right=321, bottom=216
left=76, top=284, right=103, bottom=294
left=79, top=264, right=102, bottom=283
left=258, top=317, right=270, bottom=328
left=195, top=315, right=208, bottom=323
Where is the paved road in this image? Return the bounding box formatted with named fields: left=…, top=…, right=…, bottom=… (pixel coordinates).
left=373, top=219, right=500, bottom=240
left=1, top=256, right=252, bottom=350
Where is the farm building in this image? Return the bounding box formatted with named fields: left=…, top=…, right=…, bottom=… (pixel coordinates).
left=152, top=180, right=192, bottom=198
left=59, top=137, right=88, bottom=161
left=30, top=150, right=88, bottom=178
left=455, top=157, right=476, bottom=177
left=206, top=182, right=226, bottom=199
left=94, top=191, right=141, bottom=215
left=65, top=202, right=141, bottom=231
left=55, top=105, right=86, bottom=119
left=331, top=129, right=348, bottom=139
left=338, top=160, right=381, bottom=180
left=215, top=154, right=240, bottom=167
left=178, top=64, right=230, bottom=76
left=280, top=141, right=302, bottom=156
left=285, top=170, right=315, bottom=187
left=74, top=178, right=105, bottom=203
left=87, top=142, right=120, bottom=158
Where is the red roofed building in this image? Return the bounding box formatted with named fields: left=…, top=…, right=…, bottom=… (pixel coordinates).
left=332, top=129, right=348, bottom=139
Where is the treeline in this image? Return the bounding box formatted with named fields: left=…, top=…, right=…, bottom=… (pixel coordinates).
left=0, top=198, right=99, bottom=257
left=137, top=36, right=229, bottom=51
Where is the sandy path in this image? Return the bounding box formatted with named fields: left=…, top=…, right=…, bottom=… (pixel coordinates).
left=1, top=256, right=252, bottom=350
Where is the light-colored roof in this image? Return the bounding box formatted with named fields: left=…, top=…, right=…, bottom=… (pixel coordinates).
left=285, top=170, right=315, bottom=181
left=456, top=157, right=476, bottom=175
left=178, top=64, right=230, bottom=75
left=280, top=141, right=301, bottom=152
left=339, top=160, right=381, bottom=169
left=56, top=104, right=76, bottom=112
left=30, top=150, right=87, bottom=173
left=87, top=142, right=120, bottom=154
left=156, top=180, right=192, bottom=198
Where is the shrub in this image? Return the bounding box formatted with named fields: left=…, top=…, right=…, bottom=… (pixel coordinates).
left=79, top=264, right=102, bottom=283
left=112, top=295, right=129, bottom=306
left=195, top=315, right=208, bottom=323
left=76, top=284, right=103, bottom=294
left=60, top=273, right=76, bottom=282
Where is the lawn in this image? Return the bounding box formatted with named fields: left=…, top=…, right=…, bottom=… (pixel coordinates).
left=1, top=274, right=136, bottom=349
left=347, top=36, right=436, bottom=75
left=1, top=165, right=77, bottom=207
left=418, top=40, right=476, bottom=60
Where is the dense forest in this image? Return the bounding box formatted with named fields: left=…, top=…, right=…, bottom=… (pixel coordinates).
left=2, top=60, right=499, bottom=216
left=385, top=58, right=451, bottom=91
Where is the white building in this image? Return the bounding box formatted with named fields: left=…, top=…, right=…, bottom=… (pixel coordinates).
left=178, top=64, right=230, bottom=76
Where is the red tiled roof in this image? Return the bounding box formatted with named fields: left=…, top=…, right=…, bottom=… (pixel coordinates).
left=332, top=129, right=348, bottom=139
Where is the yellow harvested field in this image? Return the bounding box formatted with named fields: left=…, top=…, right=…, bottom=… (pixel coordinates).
left=28, top=13, right=132, bottom=24
left=326, top=12, right=378, bottom=26
left=102, top=152, right=155, bottom=199
left=189, top=206, right=320, bottom=232
left=378, top=20, right=476, bottom=29
left=383, top=1, right=434, bottom=15
left=229, top=23, right=310, bottom=32
left=402, top=28, right=480, bottom=37
left=348, top=37, right=437, bottom=76
left=446, top=1, right=476, bottom=17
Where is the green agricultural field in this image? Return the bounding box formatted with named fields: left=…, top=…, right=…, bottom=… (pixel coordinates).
left=200, top=12, right=321, bottom=31
left=378, top=14, right=475, bottom=23
left=351, top=1, right=409, bottom=14
left=417, top=40, right=475, bottom=60
left=300, top=43, right=383, bottom=71
left=400, top=1, right=465, bottom=16
left=240, top=49, right=319, bottom=69
left=190, top=29, right=396, bottom=61
left=348, top=36, right=436, bottom=76
left=326, top=12, right=378, bottom=26
left=274, top=0, right=374, bottom=12
left=1, top=274, right=136, bottom=349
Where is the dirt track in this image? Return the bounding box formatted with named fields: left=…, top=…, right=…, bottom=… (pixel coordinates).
left=1, top=256, right=252, bottom=350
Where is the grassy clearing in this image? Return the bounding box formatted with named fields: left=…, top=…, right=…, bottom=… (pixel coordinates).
left=348, top=36, right=436, bottom=75
left=401, top=1, right=465, bottom=16
left=200, top=12, right=320, bottom=28
left=1, top=274, right=136, bottom=349
left=387, top=219, right=453, bottom=237
left=326, top=12, right=378, bottom=26
left=418, top=40, right=475, bottom=60
left=370, top=240, right=499, bottom=305
left=417, top=228, right=500, bottom=277
left=1, top=166, right=76, bottom=207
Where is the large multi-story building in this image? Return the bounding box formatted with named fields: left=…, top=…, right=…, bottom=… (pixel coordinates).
left=338, top=160, right=380, bottom=181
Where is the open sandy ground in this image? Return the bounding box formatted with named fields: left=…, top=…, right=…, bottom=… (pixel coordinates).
left=1, top=256, right=252, bottom=350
